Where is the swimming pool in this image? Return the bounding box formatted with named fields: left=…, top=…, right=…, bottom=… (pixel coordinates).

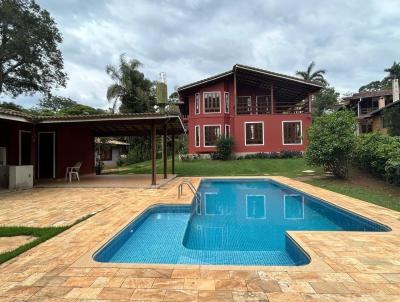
left=94, top=179, right=390, bottom=266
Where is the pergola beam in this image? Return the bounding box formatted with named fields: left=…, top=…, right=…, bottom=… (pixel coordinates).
left=151, top=122, right=157, bottom=186
left=171, top=134, right=175, bottom=175
left=163, top=124, right=167, bottom=179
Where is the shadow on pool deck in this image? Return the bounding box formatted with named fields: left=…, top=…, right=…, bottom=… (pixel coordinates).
left=35, top=173, right=177, bottom=189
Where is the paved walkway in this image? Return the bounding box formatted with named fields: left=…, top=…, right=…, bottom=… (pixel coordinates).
left=0, top=177, right=399, bottom=301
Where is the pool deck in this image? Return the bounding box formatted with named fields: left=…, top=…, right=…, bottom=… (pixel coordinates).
left=0, top=176, right=400, bottom=301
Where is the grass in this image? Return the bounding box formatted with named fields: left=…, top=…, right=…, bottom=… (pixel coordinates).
left=306, top=178, right=400, bottom=212
left=0, top=214, right=94, bottom=264
left=110, top=157, right=323, bottom=178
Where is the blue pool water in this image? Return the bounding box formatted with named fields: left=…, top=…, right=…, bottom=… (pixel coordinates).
left=94, top=179, right=390, bottom=266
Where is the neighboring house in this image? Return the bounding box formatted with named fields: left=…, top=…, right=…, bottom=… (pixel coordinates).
left=95, top=138, right=129, bottom=167
left=344, top=79, right=399, bottom=134
left=178, top=64, right=322, bottom=155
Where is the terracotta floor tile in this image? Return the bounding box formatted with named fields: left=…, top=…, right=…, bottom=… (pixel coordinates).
left=201, top=270, right=231, bottom=280
left=229, top=270, right=259, bottom=281
left=164, top=289, right=198, bottom=302
left=4, top=285, right=41, bottom=298
left=268, top=292, right=305, bottom=302
left=184, top=278, right=215, bottom=290
left=232, top=291, right=268, bottom=301
left=172, top=269, right=201, bottom=279
left=198, top=290, right=233, bottom=302
left=98, top=287, right=135, bottom=300
left=152, top=278, right=185, bottom=289
left=32, top=286, right=71, bottom=298
left=62, top=276, right=97, bottom=287
left=131, top=288, right=166, bottom=301
left=121, top=277, right=155, bottom=288
left=279, top=281, right=315, bottom=294
left=247, top=279, right=281, bottom=293
left=215, top=279, right=247, bottom=291
left=310, top=282, right=352, bottom=294
left=91, top=276, right=126, bottom=288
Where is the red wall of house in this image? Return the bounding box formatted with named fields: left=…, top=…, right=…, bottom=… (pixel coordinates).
left=36, top=124, right=95, bottom=178
left=186, top=77, right=312, bottom=155
left=55, top=126, right=94, bottom=178
left=0, top=120, right=34, bottom=165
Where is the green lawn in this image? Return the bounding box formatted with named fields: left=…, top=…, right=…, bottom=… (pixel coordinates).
left=0, top=214, right=93, bottom=264
left=110, top=158, right=322, bottom=178
left=111, top=157, right=400, bottom=212
left=306, top=178, right=400, bottom=212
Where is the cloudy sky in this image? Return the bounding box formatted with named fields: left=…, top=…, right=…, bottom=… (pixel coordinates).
left=7, top=0, right=400, bottom=109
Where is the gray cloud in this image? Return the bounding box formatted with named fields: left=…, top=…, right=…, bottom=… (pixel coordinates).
left=5, top=0, right=400, bottom=108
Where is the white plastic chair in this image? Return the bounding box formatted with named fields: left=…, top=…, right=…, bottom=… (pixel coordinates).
left=65, top=162, right=82, bottom=182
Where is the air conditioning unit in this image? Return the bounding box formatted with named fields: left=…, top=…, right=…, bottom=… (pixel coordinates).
left=9, top=165, right=33, bottom=190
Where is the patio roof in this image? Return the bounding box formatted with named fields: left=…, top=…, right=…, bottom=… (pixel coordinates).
left=0, top=108, right=185, bottom=136
left=177, top=64, right=322, bottom=102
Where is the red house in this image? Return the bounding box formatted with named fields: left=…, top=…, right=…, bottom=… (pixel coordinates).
left=178, top=64, right=322, bottom=155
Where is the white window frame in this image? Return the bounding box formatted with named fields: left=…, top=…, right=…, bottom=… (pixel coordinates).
left=224, top=92, right=229, bottom=114
left=19, top=130, right=31, bottom=165
left=244, top=121, right=264, bottom=146
left=203, top=91, right=221, bottom=114
left=195, top=93, right=200, bottom=115
left=195, top=125, right=200, bottom=147
left=255, top=95, right=270, bottom=114
left=246, top=194, right=266, bottom=219
left=203, top=124, right=221, bottom=147
left=284, top=194, right=305, bottom=220
left=282, top=120, right=303, bottom=145
left=237, top=96, right=252, bottom=115
left=204, top=192, right=222, bottom=215
left=224, top=124, right=230, bottom=138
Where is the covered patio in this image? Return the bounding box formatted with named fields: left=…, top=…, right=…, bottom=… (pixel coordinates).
left=0, top=109, right=185, bottom=189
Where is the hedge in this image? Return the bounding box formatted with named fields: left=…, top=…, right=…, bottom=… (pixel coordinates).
left=353, top=133, right=400, bottom=185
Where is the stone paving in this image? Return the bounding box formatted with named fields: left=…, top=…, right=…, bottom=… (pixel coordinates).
left=0, top=176, right=399, bottom=301
left=0, top=236, right=36, bottom=254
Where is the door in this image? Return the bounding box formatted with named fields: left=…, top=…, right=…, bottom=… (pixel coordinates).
left=38, top=132, right=55, bottom=178
left=19, top=131, right=32, bottom=165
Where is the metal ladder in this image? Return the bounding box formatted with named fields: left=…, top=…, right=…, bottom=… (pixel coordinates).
left=178, top=179, right=201, bottom=213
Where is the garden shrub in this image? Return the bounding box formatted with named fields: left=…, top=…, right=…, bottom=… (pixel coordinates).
left=306, top=110, right=357, bottom=178
left=236, top=150, right=303, bottom=160
left=353, top=133, right=400, bottom=184
left=212, top=137, right=234, bottom=160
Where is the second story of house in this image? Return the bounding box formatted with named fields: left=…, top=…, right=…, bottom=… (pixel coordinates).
left=177, top=64, right=322, bottom=154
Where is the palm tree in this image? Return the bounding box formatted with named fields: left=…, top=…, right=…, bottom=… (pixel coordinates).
left=296, top=61, right=327, bottom=86
left=106, top=55, right=154, bottom=113
left=384, top=61, right=400, bottom=81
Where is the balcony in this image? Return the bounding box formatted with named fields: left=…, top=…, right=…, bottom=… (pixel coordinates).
left=236, top=97, right=310, bottom=115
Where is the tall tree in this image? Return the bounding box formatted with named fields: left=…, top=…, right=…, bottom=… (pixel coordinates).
left=312, top=86, right=339, bottom=117
left=38, top=95, right=77, bottom=112
left=296, top=61, right=327, bottom=85
left=106, top=55, right=155, bottom=113
left=359, top=61, right=400, bottom=92
left=0, top=0, right=67, bottom=96
left=0, top=101, right=24, bottom=111
left=383, top=104, right=400, bottom=136
left=384, top=61, right=400, bottom=81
